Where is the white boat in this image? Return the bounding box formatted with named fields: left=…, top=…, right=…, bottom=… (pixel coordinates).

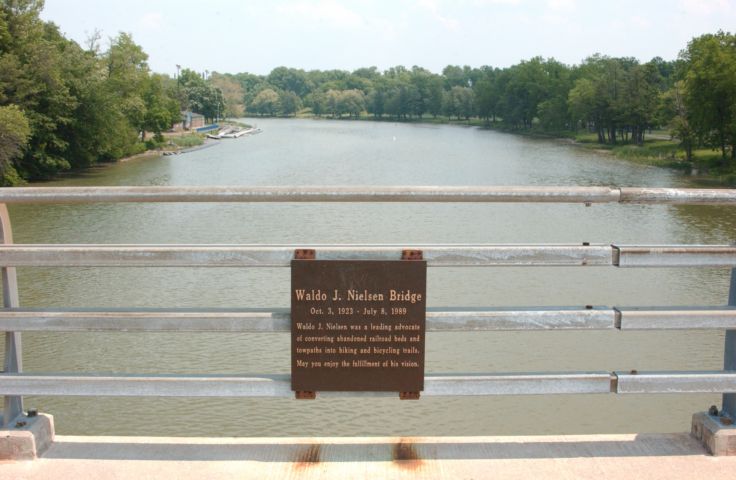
left=220, top=128, right=258, bottom=138
left=208, top=126, right=262, bottom=139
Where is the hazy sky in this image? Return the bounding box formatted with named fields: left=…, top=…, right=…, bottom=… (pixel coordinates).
left=41, top=0, right=736, bottom=76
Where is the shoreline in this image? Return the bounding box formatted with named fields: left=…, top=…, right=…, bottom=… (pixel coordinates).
left=117, top=120, right=253, bottom=163
left=118, top=131, right=231, bottom=163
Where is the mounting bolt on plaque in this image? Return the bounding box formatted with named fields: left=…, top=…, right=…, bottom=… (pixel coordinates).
left=400, top=392, right=421, bottom=400
left=294, top=249, right=316, bottom=260
left=401, top=249, right=423, bottom=261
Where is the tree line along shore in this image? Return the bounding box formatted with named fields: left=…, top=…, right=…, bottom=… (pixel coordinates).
left=2, top=1, right=735, bottom=185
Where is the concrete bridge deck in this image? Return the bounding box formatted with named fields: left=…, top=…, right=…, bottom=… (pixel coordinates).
left=1, top=433, right=735, bottom=479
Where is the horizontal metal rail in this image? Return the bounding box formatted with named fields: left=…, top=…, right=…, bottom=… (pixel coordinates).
left=3, top=244, right=736, bottom=268
left=614, top=245, right=736, bottom=267
left=0, top=186, right=735, bottom=205
left=615, top=371, right=736, bottom=394
left=0, top=307, right=615, bottom=332
left=2, top=306, right=735, bottom=332
left=617, top=307, right=736, bottom=330
left=0, top=371, right=733, bottom=397
left=0, top=372, right=614, bottom=396
left=0, top=244, right=613, bottom=267
left=618, top=187, right=736, bottom=205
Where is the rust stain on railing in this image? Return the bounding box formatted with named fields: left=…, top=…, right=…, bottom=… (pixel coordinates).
left=293, top=444, right=321, bottom=467
left=393, top=438, right=424, bottom=470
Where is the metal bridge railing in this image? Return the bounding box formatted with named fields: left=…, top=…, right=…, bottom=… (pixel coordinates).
left=0, top=186, right=735, bottom=429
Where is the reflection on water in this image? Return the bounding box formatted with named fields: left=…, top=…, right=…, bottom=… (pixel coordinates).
left=3, top=118, right=733, bottom=436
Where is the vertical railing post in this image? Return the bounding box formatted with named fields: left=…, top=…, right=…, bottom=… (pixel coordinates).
left=723, top=268, right=736, bottom=418
left=0, top=204, right=23, bottom=426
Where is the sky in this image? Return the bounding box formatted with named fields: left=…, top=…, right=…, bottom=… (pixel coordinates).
left=41, top=0, right=736, bottom=77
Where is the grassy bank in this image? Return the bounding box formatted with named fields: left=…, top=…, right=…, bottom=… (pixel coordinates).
left=121, top=121, right=256, bottom=164
left=572, top=132, right=736, bottom=184
left=159, top=133, right=205, bottom=149
left=113, top=133, right=205, bottom=163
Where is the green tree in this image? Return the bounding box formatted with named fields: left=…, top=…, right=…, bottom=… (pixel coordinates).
left=409, top=67, right=435, bottom=118
left=568, top=56, right=628, bottom=143
left=681, top=31, right=736, bottom=162
left=234, top=72, right=267, bottom=106
left=366, top=82, right=387, bottom=118
left=1, top=2, right=77, bottom=178
left=250, top=88, right=280, bottom=116
left=339, top=89, right=366, bottom=118
left=57, top=30, right=136, bottom=166
left=178, top=68, right=224, bottom=121
left=661, top=81, right=696, bottom=161
left=267, top=67, right=312, bottom=97
left=304, top=90, right=327, bottom=116
left=498, top=57, right=549, bottom=129
left=442, top=65, right=469, bottom=88
left=105, top=33, right=152, bottom=140
left=0, top=104, right=30, bottom=184
left=279, top=90, right=302, bottom=116
left=142, top=74, right=179, bottom=140
left=537, top=59, right=573, bottom=132
left=620, top=63, right=661, bottom=144
left=426, top=75, right=444, bottom=118
left=568, top=77, right=602, bottom=139
left=474, top=67, right=499, bottom=122
left=210, top=73, right=245, bottom=118
left=443, top=86, right=474, bottom=120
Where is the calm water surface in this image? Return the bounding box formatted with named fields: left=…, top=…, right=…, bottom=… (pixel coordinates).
left=6, top=118, right=736, bottom=436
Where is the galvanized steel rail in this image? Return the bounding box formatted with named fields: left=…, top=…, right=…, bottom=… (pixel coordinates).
left=0, top=244, right=614, bottom=267
left=1, top=185, right=736, bottom=429
left=2, top=244, right=736, bottom=267
left=1, top=185, right=736, bottom=204
left=1, top=371, right=734, bottom=397
left=2, top=306, right=736, bottom=332
left=0, top=373, right=616, bottom=397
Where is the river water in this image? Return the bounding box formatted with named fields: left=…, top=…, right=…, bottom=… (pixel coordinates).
left=6, top=118, right=736, bottom=436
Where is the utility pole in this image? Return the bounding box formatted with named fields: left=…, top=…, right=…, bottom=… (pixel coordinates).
left=176, top=64, right=181, bottom=95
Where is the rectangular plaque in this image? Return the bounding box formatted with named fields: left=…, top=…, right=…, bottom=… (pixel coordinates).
left=291, top=260, right=426, bottom=392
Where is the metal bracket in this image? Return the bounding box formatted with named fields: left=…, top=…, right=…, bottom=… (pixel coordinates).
left=401, top=250, right=423, bottom=261
left=295, top=391, right=316, bottom=400
left=610, top=373, right=619, bottom=393
left=399, top=391, right=420, bottom=400
left=294, top=249, right=316, bottom=260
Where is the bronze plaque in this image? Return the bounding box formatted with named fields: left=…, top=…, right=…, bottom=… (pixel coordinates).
left=291, top=260, right=426, bottom=392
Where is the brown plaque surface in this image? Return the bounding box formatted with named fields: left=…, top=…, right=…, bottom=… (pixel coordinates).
left=291, top=260, right=426, bottom=392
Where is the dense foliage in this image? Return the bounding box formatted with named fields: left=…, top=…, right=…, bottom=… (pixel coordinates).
left=2, top=0, right=736, bottom=184
left=226, top=32, right=736, bottom=166
left=0, top=0, right=224, bottom=184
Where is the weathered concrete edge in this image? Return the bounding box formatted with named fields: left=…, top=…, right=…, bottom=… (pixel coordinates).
left=691, top=412, right=736, bottom=455
left=0, top=413, right=54, bottom=460
left=34, top=431, right=713, bottom=464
